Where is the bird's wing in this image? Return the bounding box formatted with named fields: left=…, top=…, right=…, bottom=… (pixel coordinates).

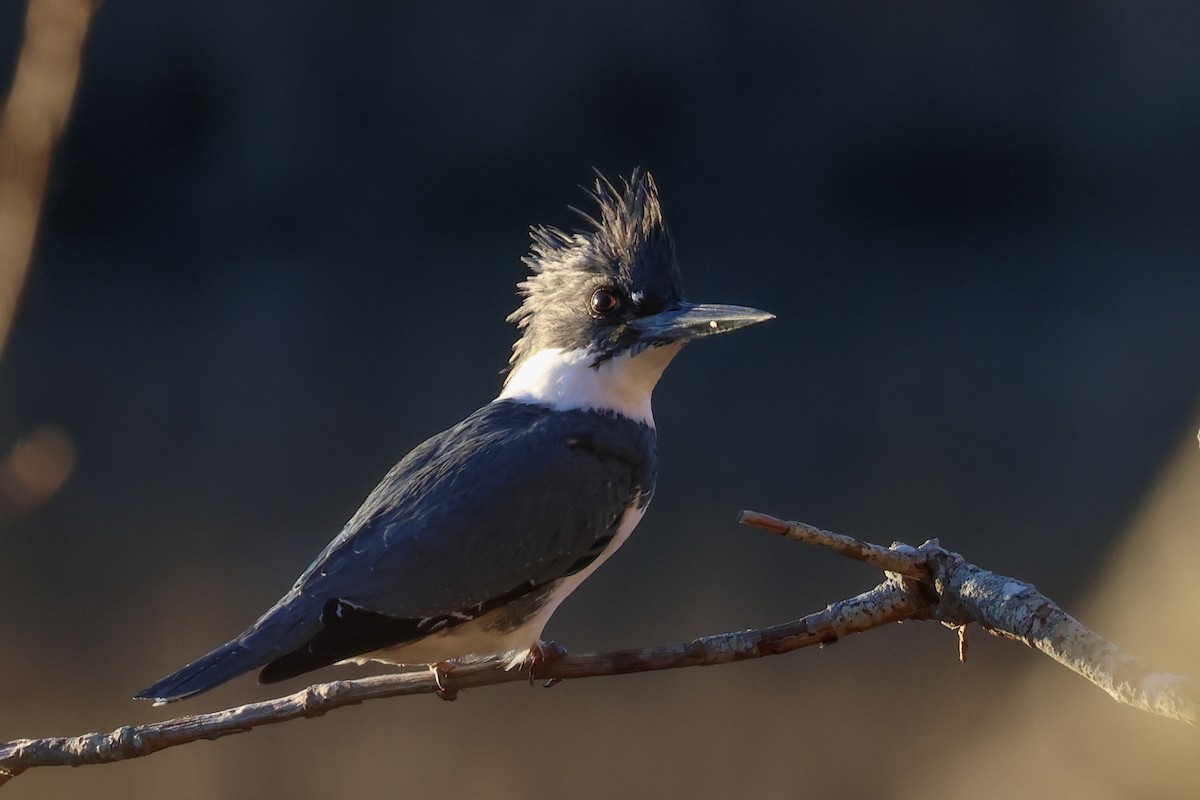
left=293, top=400, right=657, bottom=621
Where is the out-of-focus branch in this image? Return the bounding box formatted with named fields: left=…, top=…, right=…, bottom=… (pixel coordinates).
left=0, top=509, right=1192, bottom=787
left=0, top=0, right=97, bottom=357
left=741, top=510, right=1198, bottom=726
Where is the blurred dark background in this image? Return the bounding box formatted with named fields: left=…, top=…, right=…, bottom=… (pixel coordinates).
left=2, top=2, right=1199, bottom=797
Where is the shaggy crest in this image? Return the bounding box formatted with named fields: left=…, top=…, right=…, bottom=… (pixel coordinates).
left=506, top=170, right=683, bottom=370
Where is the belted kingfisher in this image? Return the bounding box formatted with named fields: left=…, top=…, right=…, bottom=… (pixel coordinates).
left=136, top=170, right=773, bottom=704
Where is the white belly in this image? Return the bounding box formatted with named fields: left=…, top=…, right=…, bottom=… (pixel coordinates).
left=344, top=500, right=648, bottom=669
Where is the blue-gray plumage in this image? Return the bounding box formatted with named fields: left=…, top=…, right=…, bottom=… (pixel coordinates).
left=137, top=170, right=772, bottom=703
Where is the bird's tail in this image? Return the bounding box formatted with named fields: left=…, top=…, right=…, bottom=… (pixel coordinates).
left=135, top=595, right=317, bottom=705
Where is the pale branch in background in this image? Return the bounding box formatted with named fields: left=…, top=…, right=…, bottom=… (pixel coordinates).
left=0, top=0, right=98, bottom=357
left=0, top=510, right=1193, bottom=787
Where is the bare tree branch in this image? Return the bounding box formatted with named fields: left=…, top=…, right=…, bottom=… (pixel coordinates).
left=0, top=576, right=922, bottom=785
left=0, top=509, right=1192, bottom=787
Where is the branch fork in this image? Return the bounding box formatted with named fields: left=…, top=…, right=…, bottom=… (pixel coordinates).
left=739, top=510, right=1197, bottom=727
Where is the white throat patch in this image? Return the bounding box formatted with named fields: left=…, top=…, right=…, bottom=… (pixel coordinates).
left=498, top=343, right=684, bottom=427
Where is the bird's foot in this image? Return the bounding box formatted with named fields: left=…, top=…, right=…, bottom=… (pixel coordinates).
left=527, top=639, right=569, bottom=688
left=429, top=662, right=458, bottom=701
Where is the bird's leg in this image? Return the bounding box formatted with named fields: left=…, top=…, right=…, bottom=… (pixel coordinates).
left=527, top=638, right=569, bottom=687
left=429, top=662, right=458, bottom=701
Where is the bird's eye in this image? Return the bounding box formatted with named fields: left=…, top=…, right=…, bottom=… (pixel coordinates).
left=589, top=288, right=621, bottom=316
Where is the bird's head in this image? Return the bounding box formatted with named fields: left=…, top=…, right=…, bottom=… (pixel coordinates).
left=500, top=170, right=773, bottom=424
left=507, top=170, right=771, bottom=369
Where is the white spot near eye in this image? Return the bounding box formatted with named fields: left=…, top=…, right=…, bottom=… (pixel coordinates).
left=709, top=320, right=718, bottom=329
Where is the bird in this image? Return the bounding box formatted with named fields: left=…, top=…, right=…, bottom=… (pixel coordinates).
left=136, top=170, right=773, bottom=704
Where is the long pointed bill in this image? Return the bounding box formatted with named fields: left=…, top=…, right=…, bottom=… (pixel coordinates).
left=631, top=302, right=775, bottom=343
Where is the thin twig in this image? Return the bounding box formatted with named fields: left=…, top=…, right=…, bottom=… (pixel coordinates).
left=738, top=509, right=926, bottom=578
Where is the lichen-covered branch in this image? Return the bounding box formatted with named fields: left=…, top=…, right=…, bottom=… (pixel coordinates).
left=923, top=547, right=1196, bottom=725
left=741, top=510, right=1198, bottom=727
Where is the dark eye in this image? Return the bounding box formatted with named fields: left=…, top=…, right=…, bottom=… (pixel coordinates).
left=589, top=288, right=621, bottom=316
